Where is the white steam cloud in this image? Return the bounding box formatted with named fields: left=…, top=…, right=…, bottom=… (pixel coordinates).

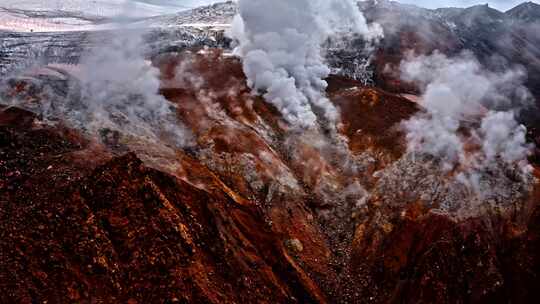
left=480, top=111, right=530, bottom=164
left=400, top=51, right=533, bottom=185
left=230, top=0, right=382, bottom=128
left=76, top=26, right=191, bottom=148
left=1, top=7, right=191, bottom=150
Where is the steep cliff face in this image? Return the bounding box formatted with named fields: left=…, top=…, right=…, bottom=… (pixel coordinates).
left=1, top=51, right=539, bottom=303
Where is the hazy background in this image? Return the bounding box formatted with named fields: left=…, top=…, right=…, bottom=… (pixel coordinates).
left=2, top=1, right=538, bottom=13
left=395, top=0, right=539, bottom=11
left=174, top=0, right=537, bottom=11
left=137, top=0, right=216, bottom=9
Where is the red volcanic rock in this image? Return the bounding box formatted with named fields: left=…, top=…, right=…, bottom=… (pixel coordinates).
left=346, top=194, right=540, bottom=303
left=1, top=51, right=539, bottom=303
left=0, top=110, right=326, bottom=303
left=328, top=79, right=418, bottom=161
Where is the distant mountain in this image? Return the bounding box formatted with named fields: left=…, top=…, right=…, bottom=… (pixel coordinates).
left=433, top=7, right=464, bottom=19
left=507, top=1, right=540, bottom=22
left=137, top=1, right=237, bottom=28
left=450, top=4, right=507, bottom=27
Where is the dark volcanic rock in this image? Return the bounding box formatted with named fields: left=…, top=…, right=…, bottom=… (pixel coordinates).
left=346, top=198, right=540, bottom=303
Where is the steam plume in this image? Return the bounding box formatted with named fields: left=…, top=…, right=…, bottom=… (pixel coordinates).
left=230, top=0, right=382, bottom=128
left=76, top=26, right=191, bottom=148
left=400, top=51, right=533, bottom=179
left=1, top=5, right=192, bottom=150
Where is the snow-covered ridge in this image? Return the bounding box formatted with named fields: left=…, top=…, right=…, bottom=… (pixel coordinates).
left=135, top=1, right=236, bottom=28
left=0, top=1, right=236, bottom=33
left=0, top=8, right=119, bottom=33
left=0, top=0, right=185, bottom=19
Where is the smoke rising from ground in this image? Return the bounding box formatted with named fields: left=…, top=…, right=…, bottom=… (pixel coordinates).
left=400, top=51, right=533, bottom=187
left=75, top=26, right=191, bottom=148
left=230, top=0, right=382, bottom=128
left=0, top=1, right=193, bottom=151
left=0, top=10, right=192, bottom=149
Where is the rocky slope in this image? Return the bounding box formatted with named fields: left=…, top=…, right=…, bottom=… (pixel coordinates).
left=1, top=50, right=540, bottom=303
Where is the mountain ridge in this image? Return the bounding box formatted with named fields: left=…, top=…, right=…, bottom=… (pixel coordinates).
left=507, top=1, right=540, bottom=22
